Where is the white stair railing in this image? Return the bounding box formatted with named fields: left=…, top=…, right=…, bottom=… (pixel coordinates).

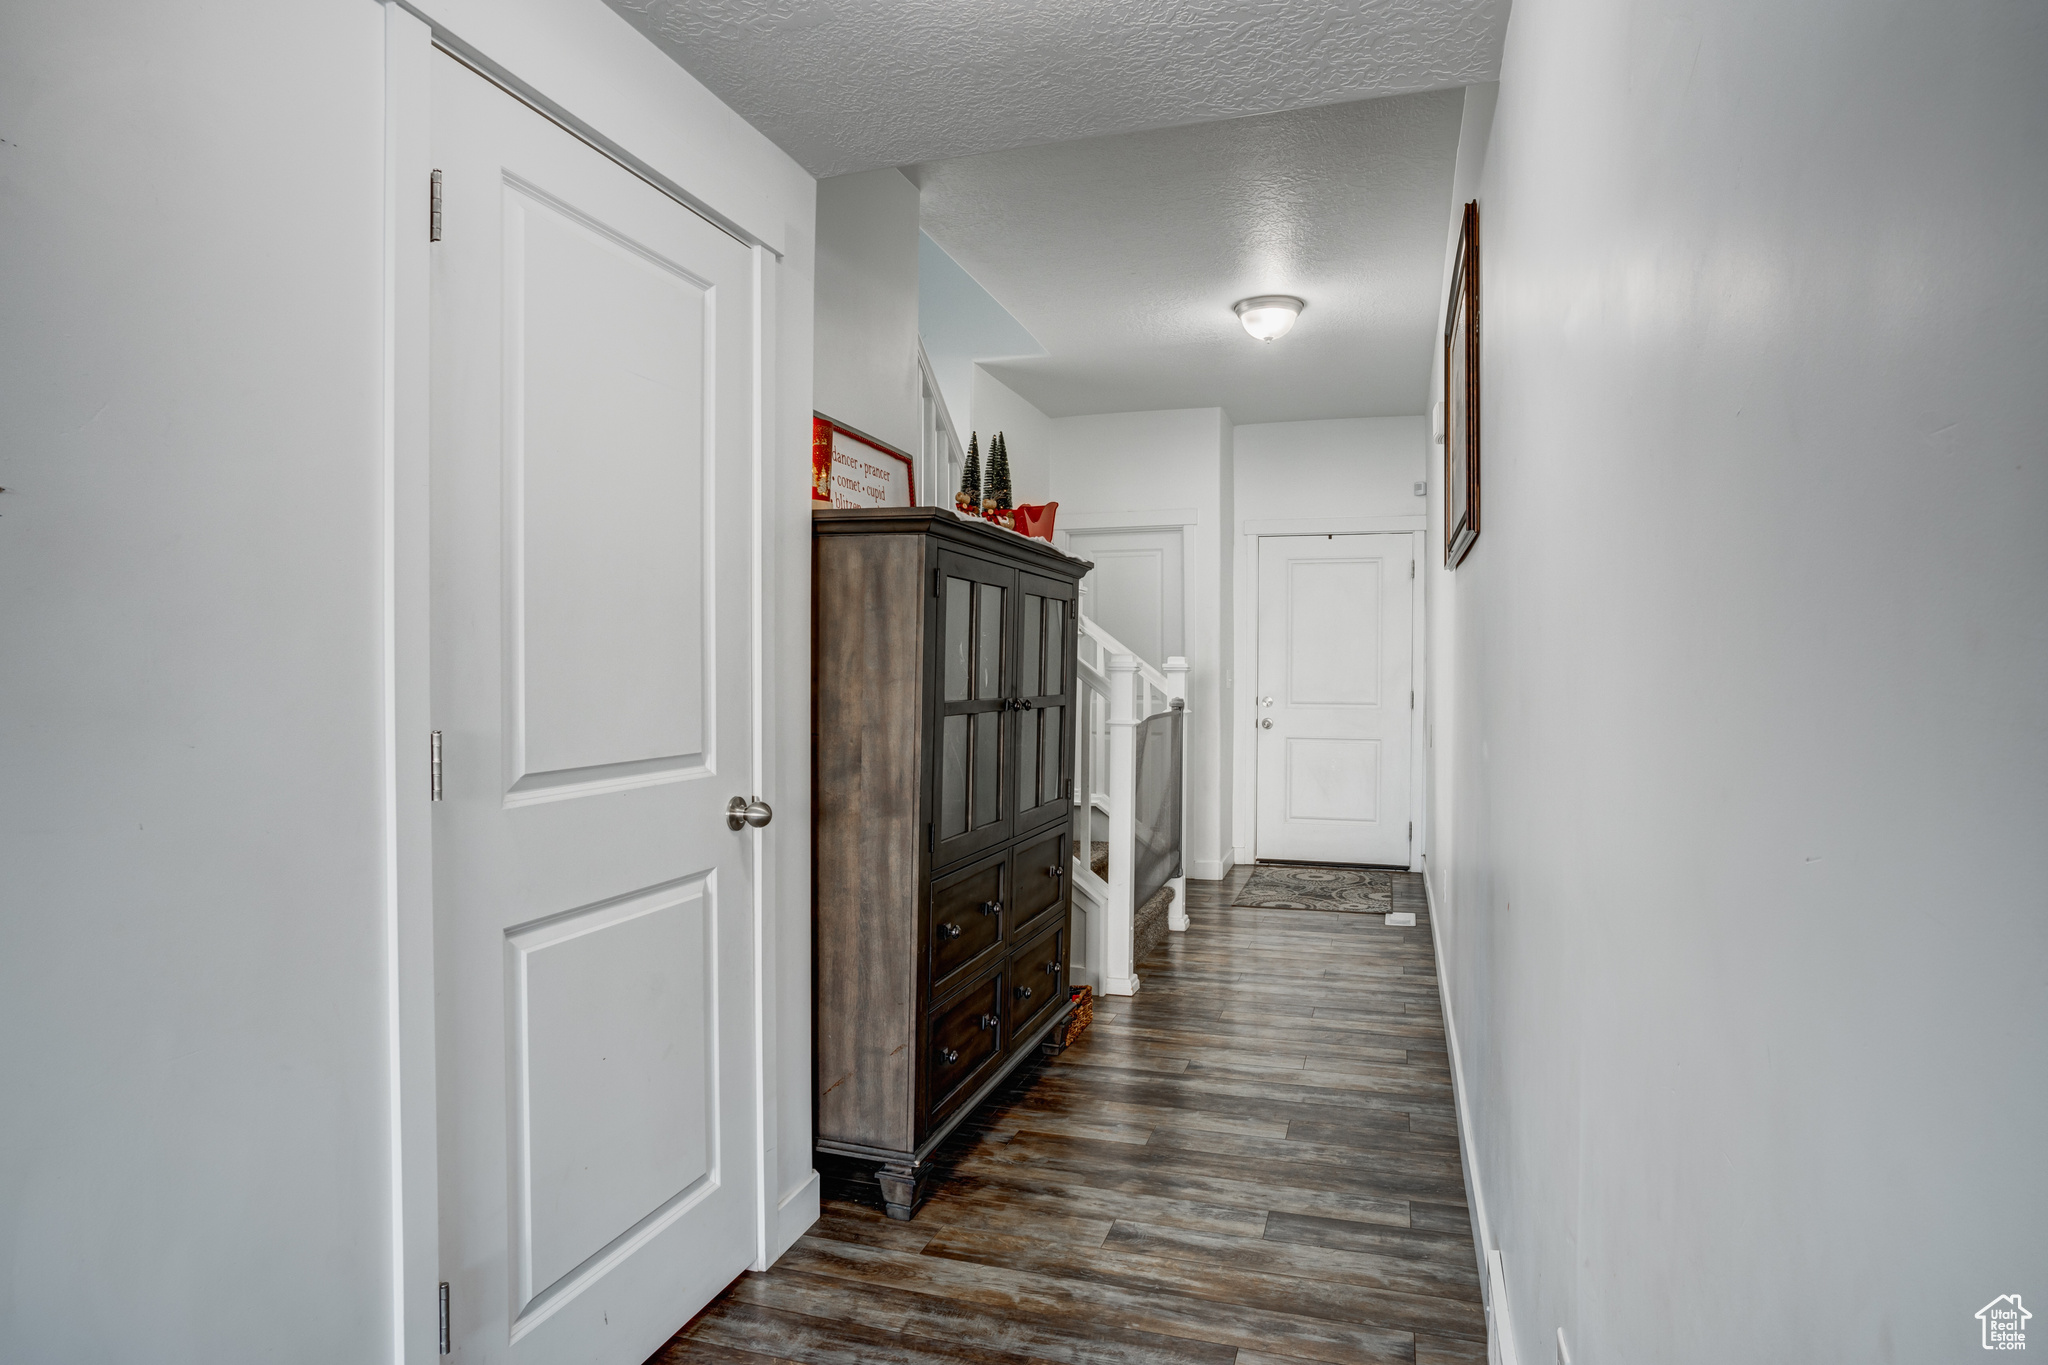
left=916, top=341, right=966, bottom=507
left=1070, top=612, right=1187, bottom=998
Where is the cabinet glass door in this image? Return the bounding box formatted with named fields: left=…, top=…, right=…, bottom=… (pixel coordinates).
left=933, top=550, right=1017, bottom=868
left=1013, top=569, right=1075, bottom=835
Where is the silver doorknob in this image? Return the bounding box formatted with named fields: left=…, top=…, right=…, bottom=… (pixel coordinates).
left=726, top=796, right=773, bottom=830
left=1259, top=719, right=1273, bottom=729
left=1259, top=696, right=1274, bottom=707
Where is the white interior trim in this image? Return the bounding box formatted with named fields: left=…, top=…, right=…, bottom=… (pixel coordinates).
left=746, top=241, right=783, bottom=1273
left=392, top=1, right=775, bottom=255
left=1424, top=862, right=1510, bottom=1365
left=1409, top=529, right=1426, bottom=873
left=380, top=9, right=440, bottom=1360
left=770, top=1170, right=821, bottom=1262
left=1241, top=514, right=1426, bottom=536
left=1061, top=506, right=1200, bottom=531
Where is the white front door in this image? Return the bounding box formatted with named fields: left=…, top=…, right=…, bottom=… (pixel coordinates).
left=430, top=52, right=759, bottom=1364
left=1255, top=534, right=1413, bottom=866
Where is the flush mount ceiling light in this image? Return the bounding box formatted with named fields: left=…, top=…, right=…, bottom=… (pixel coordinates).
left=1234, top=295, right=1304, bottom=342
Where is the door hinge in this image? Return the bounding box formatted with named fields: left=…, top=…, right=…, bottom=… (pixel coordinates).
left=1408, top=822, right=1413, bottom=843
left=430, top=730, right=444, bottom=802
left=1410, top=560, right=1415, bottom=579
left=429, top=169, right=443, bottom=242
left=932, top=567, right=941, bottom=597
left=438, top=1281, right=451, bottom=1354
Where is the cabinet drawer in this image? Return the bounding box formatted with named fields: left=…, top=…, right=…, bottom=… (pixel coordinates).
left=928, top=969, right=1005, bottom=1122
left=1009, top=826, right=1069, bottom=935
left=929, top=850, right=1006, bottom=997
left=1005, top=920, right=1065, bottom=1037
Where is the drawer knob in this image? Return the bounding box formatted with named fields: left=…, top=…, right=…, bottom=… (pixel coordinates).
left=940, top=1047, right=959, bottom=1064
left=979, top=1013, right=998, bottom=1031
left=939, top=922, right=963, bottom=940
left=980, top=900, right=1002, bottom=916
left=1015, top=985, right=1033, bottom=1001
left=1044, top=960, right=1059, bottom=974
left=1046, top=864, right=1063, bottom=879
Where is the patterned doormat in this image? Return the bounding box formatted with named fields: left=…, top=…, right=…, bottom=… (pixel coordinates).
left=1232, top=864, right=1394, bottom=913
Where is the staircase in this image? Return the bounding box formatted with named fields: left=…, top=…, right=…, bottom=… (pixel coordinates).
left=1069, top=615, right=1187, bottom=997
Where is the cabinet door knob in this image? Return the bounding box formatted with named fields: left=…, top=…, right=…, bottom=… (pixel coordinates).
left=1044, top=960, right=1059, bottom=974
left=1047, top=864, right=1064, bottom=879
left=980, top=899, right=1002, bottom=916
left=939, top=922, right=963, bottom=940
left=940, top=1047, right=959, bottom=1064
left=1015, top=985, right=1033, bottom=1001
left=979, top=1013, right=998, bottom=1031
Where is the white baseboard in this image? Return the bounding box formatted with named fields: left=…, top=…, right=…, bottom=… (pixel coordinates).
left=1423, top=865, right=1514, bottom=1365
left=1101, top=973, right=1142, bottom=997
left=764, top=1169, right=819, bottom=1267
left=1190, top=851, right=1235, bottom=880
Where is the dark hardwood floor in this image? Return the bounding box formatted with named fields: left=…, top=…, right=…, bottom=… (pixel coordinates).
left=652, top=867, right=1486, bottom=1365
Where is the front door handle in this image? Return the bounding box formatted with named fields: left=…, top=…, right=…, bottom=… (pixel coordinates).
left=1259, top=719, right=1273, bottom=730
left=727, top=796, right=774, bottom=830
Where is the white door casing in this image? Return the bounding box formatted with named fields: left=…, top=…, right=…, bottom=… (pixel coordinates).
left=429, top=50, right=758, bottom=1364
left=1254, top=534, right=1414, bottom=865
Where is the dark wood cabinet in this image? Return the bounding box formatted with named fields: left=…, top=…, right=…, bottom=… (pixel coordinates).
left=812, top=508, right=1088, bottom=1219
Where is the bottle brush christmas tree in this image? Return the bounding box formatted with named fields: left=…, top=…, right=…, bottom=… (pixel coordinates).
left=956, top=432, right=981, bottom=515
left=987, top=431, right=1013, bottom=515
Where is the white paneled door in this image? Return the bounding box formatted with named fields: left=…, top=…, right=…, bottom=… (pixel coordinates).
left=429, top=53, right=759, bottom=1364
left=1254, top=535, right=1414, bottom=866
left=1065, top=528, right=1184, bottom=672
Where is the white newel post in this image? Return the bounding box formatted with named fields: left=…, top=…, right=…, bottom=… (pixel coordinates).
left=1163, top=655, right=1190, bottom=932
left=1103, top=652, right=1141, bottom=996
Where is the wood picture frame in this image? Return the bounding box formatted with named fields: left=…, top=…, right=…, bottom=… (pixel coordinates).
left=813, top=414, right=915, bottom=509
left=1444, top=200, right=1481, bottom=568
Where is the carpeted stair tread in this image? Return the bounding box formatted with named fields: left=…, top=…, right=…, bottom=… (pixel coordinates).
left=1134, top=884, right=1174, bottom=965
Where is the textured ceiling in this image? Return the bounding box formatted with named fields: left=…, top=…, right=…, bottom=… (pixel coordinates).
left=604, top=0, right=1503, bottom=177
left=915, top=89, right=1465, bottom=423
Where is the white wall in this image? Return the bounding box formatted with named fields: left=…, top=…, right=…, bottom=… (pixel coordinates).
left=969, top=367, right=1053, bottom=509
left=1230, top=417, right=1428, bottom=862
left=0, top=5, right=389, bottom=1358
left=1050, top=408, right=1234, bottom=878
left=0, top=1, right=819, bottom=1359
left=814, top=167, right=921, bottom=455
left=1233, top=417, right=1427, bottom=524
left=1425, top=4, right=2048, bottom=1363
left=921, top=233, right=1045, bottom=443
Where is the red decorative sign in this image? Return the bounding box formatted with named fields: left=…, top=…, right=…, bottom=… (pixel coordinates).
left=812, top=416, right=914, bottom=509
